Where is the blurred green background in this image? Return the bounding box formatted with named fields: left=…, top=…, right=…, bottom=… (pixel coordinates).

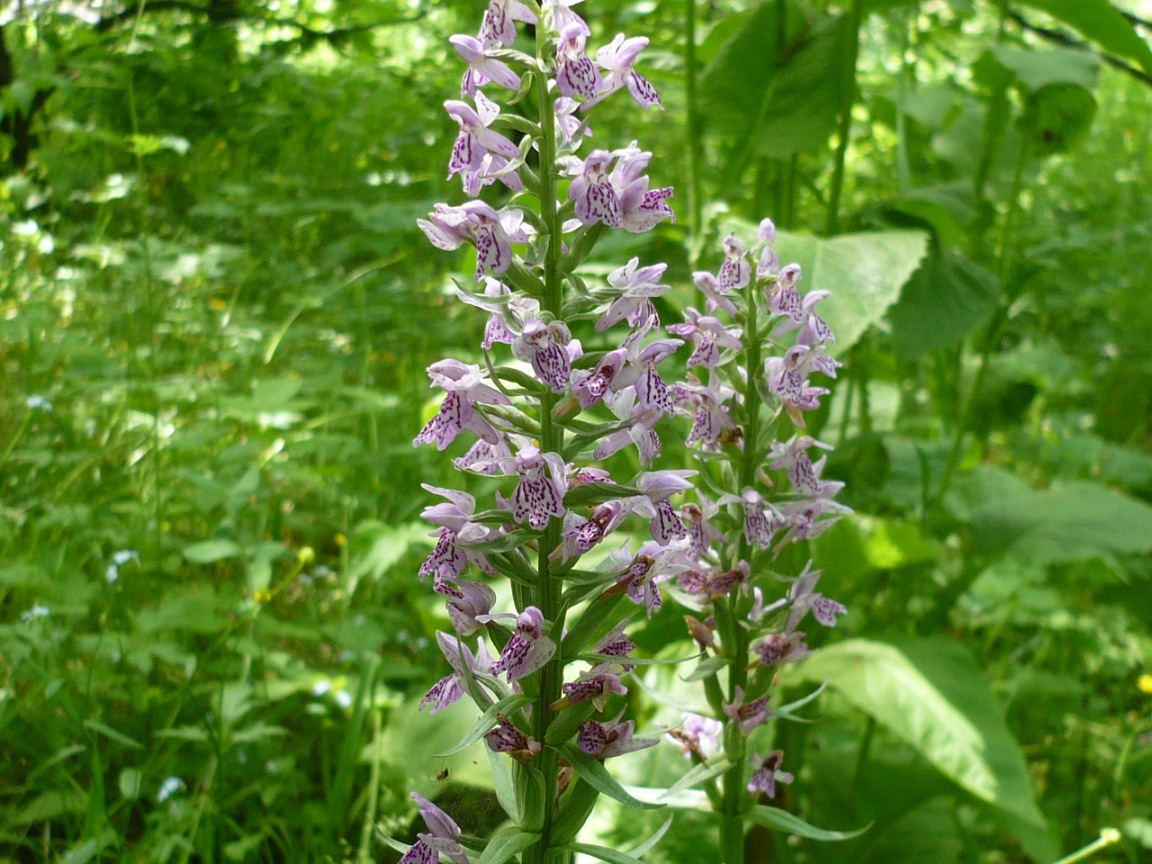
left=1, top=1, right=1151, bottom=862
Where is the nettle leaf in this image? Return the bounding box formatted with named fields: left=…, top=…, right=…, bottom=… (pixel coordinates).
left=772, top=230, right=930, bottom=354
left=967, top=480, right=1152, bottom=564
left=1016, top=0, right=1152, bottom=75
left=789, top=638, right=1058, bottom=862
left=747, top=805, right=869, bottom=841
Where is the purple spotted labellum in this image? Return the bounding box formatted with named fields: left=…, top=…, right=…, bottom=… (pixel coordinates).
left=511, top=318, right=575, bottom=394
left=417, top=201, right=527, bottom=282
left=485, top=714, right=542, bottom=763
left=610, top=144, right=674, bottom=233
left=413, top=360, right=512, bottom=451
left=445, top=93, right=523, bottom=195
left=597, top=257, right=669, bottom=332
left=556, top=23, right=601, bottom=100
left=769, top=436, right=833, bottom=496
left=569, top=150, right=623, bottom=228
left=561, top=665, right=628, bottom=711
left=509, top=445, right=567, bottom=530
left=752, top=631, right=810, bottom=668
left=479, top=0, right=536, bottom=46
left=667, top=307, right=743, bottom=369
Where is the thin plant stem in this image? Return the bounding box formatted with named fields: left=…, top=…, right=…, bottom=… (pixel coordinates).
left=685, top=0, right=703, bottom=249
left=824, top=0, right=861, bottom=236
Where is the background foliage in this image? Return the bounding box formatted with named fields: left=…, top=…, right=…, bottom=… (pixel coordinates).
left=1, top=0, right=1151, bottom=862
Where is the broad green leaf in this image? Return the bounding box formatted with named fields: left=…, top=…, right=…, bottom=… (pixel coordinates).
left=476, top=827, right=539, bottom=864
left=1016, top=0, right=1152, bottom=75
left=773, top=230, right=930, bottom=354
left=747, top=804, right=869, bottom=841
left=789, top=638, right=1058, bottom=861
left=890, top=250, right=1001, bottom=358
left=183, top=538, right=243, bottom=563
left=967, top=480, right=1152, bottom=564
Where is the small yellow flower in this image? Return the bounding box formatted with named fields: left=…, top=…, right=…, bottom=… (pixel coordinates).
left=334, top=533, right=347, bottom=547
left=252, top=589, right=272, bottom=604
left=1138, top=674, right=1152, bottom=694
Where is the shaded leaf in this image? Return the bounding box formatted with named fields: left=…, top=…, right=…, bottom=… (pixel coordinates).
left=967, top=480, right=1152, bottom=564
left=747, top=804, right=870, bottom=841
left=890, top=250, right=1001, bottom=358
left=789, top=638, right=1057, bottom=861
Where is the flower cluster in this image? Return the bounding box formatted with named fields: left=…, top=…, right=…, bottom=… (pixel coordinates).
left=407, top=1, right=850, bottom=860
left=408, top=1, right=685, bottom=860
left=659, top=227, right=849, bottom=848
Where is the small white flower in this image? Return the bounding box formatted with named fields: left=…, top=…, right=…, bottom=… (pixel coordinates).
left=21, top=605, right=50, bottom=622
left=156, top=776, right=184, bottom=803
left=26, top=395, right=52, bottom=411
left=334, top=690, right=353, bottom=709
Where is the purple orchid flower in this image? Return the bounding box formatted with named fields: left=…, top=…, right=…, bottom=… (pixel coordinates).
left=511, top=317, right=576, bottom=394
left=768, top=435, right=834, bottom=496
left=784, top=561, right=847, bottom=630
left=410, top=793, right=470, bottom=864
left=556, top=23, right=601, bottom=100
left=561, top=664, right=628, bottom=711
left=747, top=750, right=794, bottom=799
left=583, top=33, right=662, bottom=110
left=445, top=93, right=523, bottom=195
left=489, top=606, right=557, bottom=682
left=569, top=150, right=623, bottom=228
left=485, top=713, right=542, bottom=763
left=751, top=631, right=810, bottom=667
left=450, top=33, right=522, bottom=97
left=756, top=218, right=780, bottom=279
left=609, top=144, right=674, bottom=233
left=417, top=201, right=527, bottom=281
left=420, top=631, right=498, bottom=713
left=596, top=257, right=669, bottom=332
left=723, top=685, right=772, bottom=735
left=578, top=710, right=659, bottom=759
left=413, top=360, right=512, bottom=451
left=667, top=307, right=744, bottom=369
left=670, top=712, right=723, bottom=759
left=479, top=0, right=536, bottom=46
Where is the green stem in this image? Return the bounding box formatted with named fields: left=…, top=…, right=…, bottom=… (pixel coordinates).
left=685, top=0, right=703, bottom=248
left=716, top=279, right=768, bottom=864
left=823, top=0, right=861, bottom=236
left=1050, top=829, right=1122, bottom=864
left=528, top=28, right=566, bottom=864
